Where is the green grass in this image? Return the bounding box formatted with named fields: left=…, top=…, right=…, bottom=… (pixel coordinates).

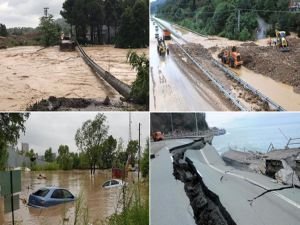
left=31, top=162, right=60, bottom=171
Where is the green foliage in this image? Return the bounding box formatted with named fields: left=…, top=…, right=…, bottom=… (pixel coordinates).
left=57, top=145, right=73, bottom=170
left=61, top=0, right=148, bottom=47
left=127, top=51, right=149, bottom=106
left=126, top=140, right=139, bottom=166
left=0, top=113, right=29, bottom=170
left=106, top=185, right=149, bottom=225
left=140, top=139, right=149, bottom=178
left=0, top=23, right=8, bottom=37
left=239, top=27, right=252, bottom=41
left=44, top=147, right=55, bottom=162
left=38, top=14, right=60, bottom=47
left=155, top=0, right=299, bottom=41
left=75, top=113, right=108, bottom=174
left=31, top=162, right=60, bottom=171
left=98, top=135, right=117, bottom=169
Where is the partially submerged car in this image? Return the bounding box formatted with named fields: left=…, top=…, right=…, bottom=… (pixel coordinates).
left=102, top=179, right=127, bottom=189
left=28, top=187, right=75, bottom=208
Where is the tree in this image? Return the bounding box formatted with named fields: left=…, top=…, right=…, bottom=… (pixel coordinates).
left=98, top=135, right=117, bottom=169
left=75, top=113, right=108, bottom=175
left=0, top=113, right=29, bottom=170
left=141, top=139, right=149, bottom=178
left=127, top=51, right=149, bottom=107
left=239, top=27, right=252, bottom=41
left=126, top=140, right=139, bottom=167
left=57, top=145, right=73, bottom=170
left=38, top=14, right=60, bottom=47
left=0, top=23, right=8, bottom=37
left=44, top=147, right=55, bottom=162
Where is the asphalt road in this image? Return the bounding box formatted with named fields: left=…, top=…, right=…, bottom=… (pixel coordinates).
left=151, top=139, right=196, bottom=225
left=151, top=139, right=300, bottom=225
left=149, top=19, right=218, bottom=111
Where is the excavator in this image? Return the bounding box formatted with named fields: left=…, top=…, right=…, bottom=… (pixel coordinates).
left=275, top=30, right=289, bottom=52
left=218, top=46, right=243, bottom=68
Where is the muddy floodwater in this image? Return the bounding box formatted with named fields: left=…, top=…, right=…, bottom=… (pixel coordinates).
left=0, top=46, right=139, bottom=111
left=0, top=170, right=123, bottom=225
left=83, top=46, right=148, bottom=85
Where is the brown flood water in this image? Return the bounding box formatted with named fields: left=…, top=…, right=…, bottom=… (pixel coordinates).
left=0, top=46, right=121, bottom=111
left=0, top=170, right=123, bottom=225
left=83, top=46, right=148, bottom=85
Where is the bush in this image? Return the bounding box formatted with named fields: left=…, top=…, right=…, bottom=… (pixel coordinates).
left=239, top=27, right=252, bottom=41
left=31, top=162, right=59, bottom=171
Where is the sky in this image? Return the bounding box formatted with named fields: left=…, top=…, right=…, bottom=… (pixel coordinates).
left=17, top=112, right=149, bottom=155
left=0, top=0, right=65, bottom=28
left=206, top=112, right=300, bottom=129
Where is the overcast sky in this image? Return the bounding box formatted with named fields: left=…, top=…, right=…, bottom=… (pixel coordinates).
left=0, top=0, right=65, bottom=28
left=17, top=112, right=149, bottom=155
left=206, top=112, right=300, bottom=129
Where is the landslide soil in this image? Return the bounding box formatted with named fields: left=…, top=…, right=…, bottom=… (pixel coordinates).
left=237, top=38, right=300, bottom=93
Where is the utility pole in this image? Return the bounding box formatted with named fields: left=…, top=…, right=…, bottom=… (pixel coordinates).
left=237, top=9, right=241, bottom=33
left=44, top=7, right=49, bottom=18
left=138, top=123, right=141, bottom=182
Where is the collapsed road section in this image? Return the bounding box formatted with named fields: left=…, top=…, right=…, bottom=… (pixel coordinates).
left=151, top=138, right=300, bottom=225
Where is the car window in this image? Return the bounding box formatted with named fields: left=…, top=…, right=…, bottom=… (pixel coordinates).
left=51, top=189, right=64, bottom=199
left=111, top=180, right=119, bottom=185
left=103, top=181, right=111, bottom=187
left=33, top=188, right=49, bottom=197
left=63, top=189, right=73, bottom=198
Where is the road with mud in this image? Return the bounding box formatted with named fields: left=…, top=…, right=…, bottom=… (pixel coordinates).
left=151, top=139, right=300, bottom=225
left=150, top=20, right=228, bottom=111
left=152, top=17, right=300, bottom=111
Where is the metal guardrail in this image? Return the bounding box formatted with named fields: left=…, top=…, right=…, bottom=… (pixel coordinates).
left=76, top=42, right=131, bottom=99
left=154, top=18, right=286, bottom=111
left=211, top=59, right=285, bottom=111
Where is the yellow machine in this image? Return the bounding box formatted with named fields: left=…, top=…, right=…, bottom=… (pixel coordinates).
left=275, top=30, right=289, bottom=52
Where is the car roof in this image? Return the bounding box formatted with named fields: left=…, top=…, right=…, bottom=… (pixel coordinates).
left=39, top=186, right=67, bottom=191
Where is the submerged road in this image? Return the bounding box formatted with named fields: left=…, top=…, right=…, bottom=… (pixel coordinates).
left=151, top=139, right=300, bottom=225
left=149, top=19, right=222, bottom=111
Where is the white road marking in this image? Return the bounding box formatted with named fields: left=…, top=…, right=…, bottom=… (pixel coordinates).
left=200, top=150, right=300, bottom=209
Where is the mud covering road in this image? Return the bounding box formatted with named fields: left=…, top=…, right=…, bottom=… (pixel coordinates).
left=0, top=46, right=122, bottom=111
left=238, top=38, right=300, bottom=93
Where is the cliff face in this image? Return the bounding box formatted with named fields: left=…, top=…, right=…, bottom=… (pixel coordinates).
left=151, top=113, right=208, bottom=133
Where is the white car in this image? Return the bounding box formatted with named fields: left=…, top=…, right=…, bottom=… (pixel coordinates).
left=102, top=179, right=127, bottom=189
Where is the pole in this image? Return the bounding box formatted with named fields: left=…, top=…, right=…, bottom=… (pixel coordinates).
left=10, top=171, right=14, bottom=225
left=138, top=123, right=141, bottom=182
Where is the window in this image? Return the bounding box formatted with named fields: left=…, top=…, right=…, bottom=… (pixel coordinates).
left=111, top=180, right=119, bottom=185
left=63, top=190, right=73, bottom=198
left=51, top=189, right=64, bottom=199
left=103, top=181, right=111, bottom=187
left=33, top=188, right=49, bottom=197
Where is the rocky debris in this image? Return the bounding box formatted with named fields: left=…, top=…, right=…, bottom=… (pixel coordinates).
left=222, top=148, right=300, bottom=183
left=26, top=96, right=128, bottom=111
left=171, top=140, right=236, bottom=225
left=275, top=160, right=300, bottom=186
left=238, top=38, right=300, bottom=93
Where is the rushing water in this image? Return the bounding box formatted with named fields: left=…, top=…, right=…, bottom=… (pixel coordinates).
left=0, top=170, right=123, bottom=225
left=212, top=123, right=300, bottom=155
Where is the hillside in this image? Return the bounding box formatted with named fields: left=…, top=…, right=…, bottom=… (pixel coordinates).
left=151, top=113, right=208, bottom=133
left=152, top=0, right=300, bottom=40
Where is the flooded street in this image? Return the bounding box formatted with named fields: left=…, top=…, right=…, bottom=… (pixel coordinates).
left=0, top=46, right=121, bottom=111
left=1, top=170, right=122, bottom=225
left=83, top=46, right=148, bottom=86
left=150, top=20, right=224, bottom=111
